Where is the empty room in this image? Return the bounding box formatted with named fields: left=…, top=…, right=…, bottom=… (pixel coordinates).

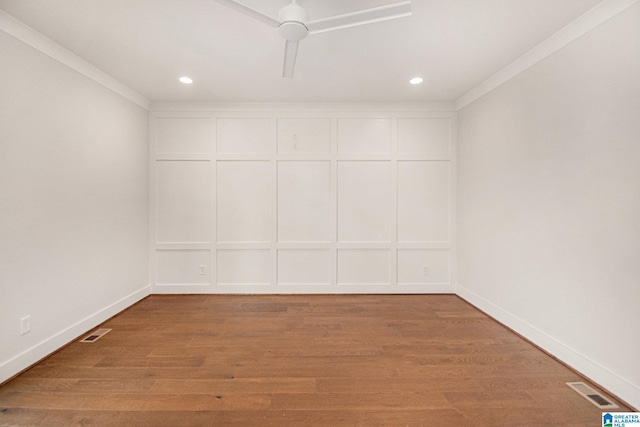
left=1, top=0, right=639, bottom=425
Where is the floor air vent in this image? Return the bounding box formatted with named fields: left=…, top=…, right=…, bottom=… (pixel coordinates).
left=566, top=382, right=618, bottom=409
left=80, top=328, right=111, bottom=343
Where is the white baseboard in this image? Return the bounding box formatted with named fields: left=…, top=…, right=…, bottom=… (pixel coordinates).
left=456, top=284, right=640, bottom=410
left=152, top=283, right=455, bottom=294
left=0, top=285, right=151, bottom=384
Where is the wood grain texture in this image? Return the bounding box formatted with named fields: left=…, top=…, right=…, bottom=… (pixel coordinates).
left=0, top=295, right=631, bottom=426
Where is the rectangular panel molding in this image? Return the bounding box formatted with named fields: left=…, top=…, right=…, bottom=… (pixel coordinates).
left=156, top=117, right=212, bottom=154
left=337, top=161, right=391, bottom=243
left=278, top=161, right=331, bottom=243
left=156, top=161, right=210, bottom=243
left=217, top=161, right=271, bottom=243
left=150, top=109, right=455, bottom=294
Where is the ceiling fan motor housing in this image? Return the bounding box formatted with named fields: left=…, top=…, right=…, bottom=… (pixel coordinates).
left=278, top=2, right=309, bottom=41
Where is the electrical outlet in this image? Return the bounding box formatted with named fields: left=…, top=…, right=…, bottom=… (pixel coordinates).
left=20, top=315, right=31, bottom=335
left=199, top=265, right=206, bottom=275
left=422, top=266, right=430, bottom=276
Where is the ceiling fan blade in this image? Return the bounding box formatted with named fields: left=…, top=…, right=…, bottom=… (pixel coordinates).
left=213, top=0, right=280, bottom=27
left=306, top=1, right=411, bottom=35
left=282, top=39, right=299, bottom=78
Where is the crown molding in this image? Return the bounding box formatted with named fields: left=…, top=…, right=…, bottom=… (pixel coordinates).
left=149, top=101, right=456, bottom=113
left=0, top=9, right=151, bottom=110
left=455, top=0, right=640, bottom=111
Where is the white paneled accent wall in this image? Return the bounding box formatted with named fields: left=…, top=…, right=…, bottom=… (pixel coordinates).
left=151, top=108, right=455, bottom=293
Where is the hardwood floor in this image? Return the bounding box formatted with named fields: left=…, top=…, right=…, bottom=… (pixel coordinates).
left=0, top=295, right=632, bottom=426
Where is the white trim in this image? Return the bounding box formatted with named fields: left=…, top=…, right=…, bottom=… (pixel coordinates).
left=457, top=284, right=640, bottom=410
left=449, top=113, right=458, bottom=290
left=455, top=0, right=640, bottom=110
left=0, top=9, right=151, bottom=110
left=151, top=102, right=455, bottom=113
left=0, top=285, right=150, bottom=384
left=154, top=283, right=455, bottom=294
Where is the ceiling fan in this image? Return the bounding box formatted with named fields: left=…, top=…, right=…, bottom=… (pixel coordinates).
left=214, top=0, right=412, bottom=78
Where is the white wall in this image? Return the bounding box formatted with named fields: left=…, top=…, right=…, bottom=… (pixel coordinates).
left=457, top=3, right=640, bottom=409
left=0, top=30, right=149, bottom=382
left=150, top=106, right=456, bottom=294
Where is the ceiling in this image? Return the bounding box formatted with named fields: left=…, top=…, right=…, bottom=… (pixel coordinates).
left=0, top=0, right=602, bottom=103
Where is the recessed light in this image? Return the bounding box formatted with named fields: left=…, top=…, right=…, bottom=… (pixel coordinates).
left=179, top=76, right=193, bottom=84
left=409, top=77, right=423, bottom=85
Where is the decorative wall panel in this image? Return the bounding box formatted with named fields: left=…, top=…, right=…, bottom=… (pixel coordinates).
left=217, top=118, right=271, bottom=154
left=278, top=161, right=331, bottom=243
left=337, top=161, right=391, bottom=243
left=156, top=117, right=211, bottom=154
left=277, top=118, right=331, bottom=153
left=156, top=160, right=210, bottom=243
left=397, top=161, right=450, bottom=242
left=337, top=118, right=391, bottom=154
left=151, top=109, right=455, bottom=293
left=157, top=250, right=210, bottom=285
left=337, top=249, right=390, bottom=284
left=397, top=249, right=450, bottom=284
left=217, top=161, right=271, bottom=243
left=277, top=249, right=332, bottom=284
left=217, top=250, right=271, bottom=285
left=398, top=118, right=450, bottom=159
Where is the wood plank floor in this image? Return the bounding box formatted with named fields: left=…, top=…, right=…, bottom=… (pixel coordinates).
left=0, top=295, right=631, bottom=426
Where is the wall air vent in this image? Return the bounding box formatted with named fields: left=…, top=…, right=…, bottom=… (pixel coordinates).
left=566, top=382, right=619, bottom=409
left=80, top=328, right=112, bottom=343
